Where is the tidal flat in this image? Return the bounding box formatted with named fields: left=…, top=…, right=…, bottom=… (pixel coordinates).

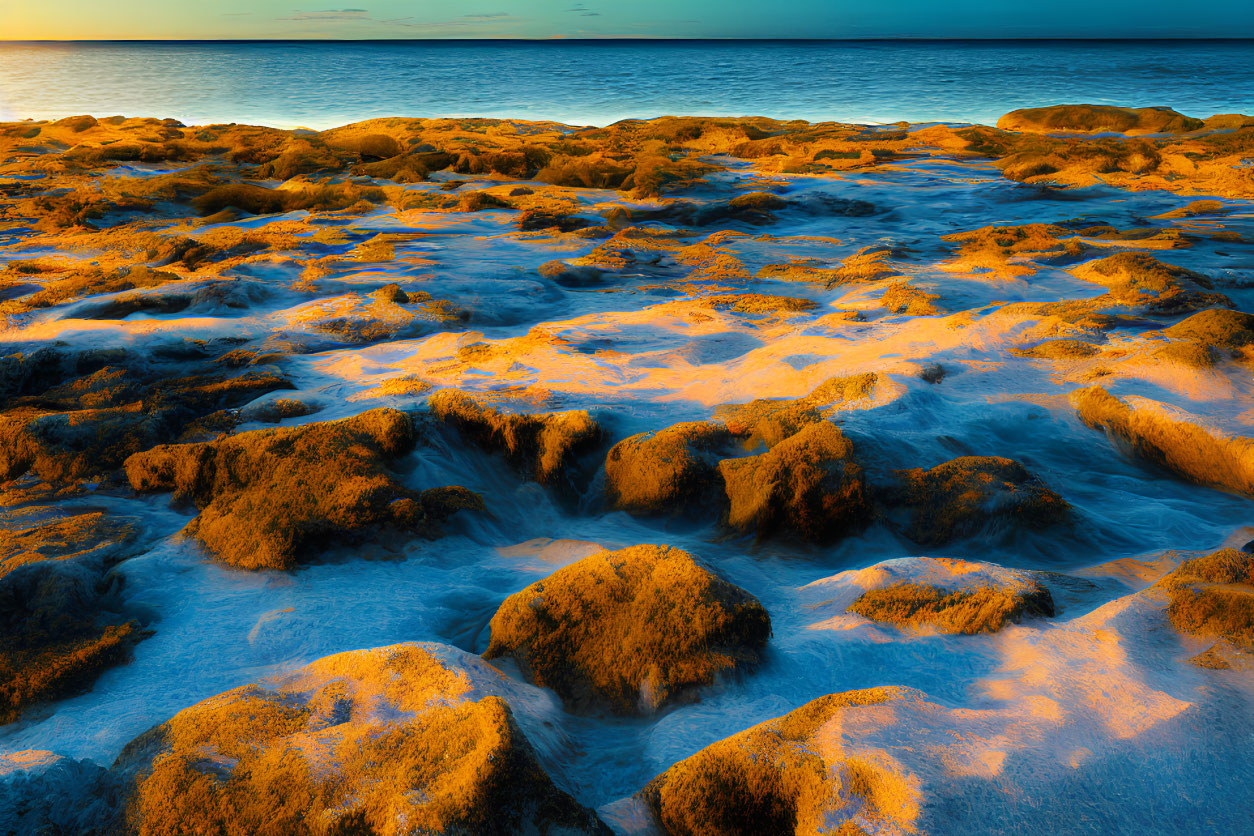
left=0, top=105, right=1252, bottom=834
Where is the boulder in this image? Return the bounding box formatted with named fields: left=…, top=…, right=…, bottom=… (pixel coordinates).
left=890, top=456, right=1069, bottom=545
left=638, top=687, right=920, bottom=836
left=1155, top=547, right=1253, bottom=665
left=996, top=105, right=1204, bottom=135
left=484, top=545, right=770, bottom=714
left=117, top=643, right=610, bottom=835
left=125, top=409, right=480, bottom=570
left=719, top=422, right=869, bottom=542
left=604, top=422, right=738, bottom=514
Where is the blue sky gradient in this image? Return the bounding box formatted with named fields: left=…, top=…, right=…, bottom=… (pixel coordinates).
left=4, top=0, right=1253, bottom=40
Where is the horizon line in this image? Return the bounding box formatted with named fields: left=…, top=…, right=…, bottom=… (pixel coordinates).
left=5, top=36, right=1254, bottom=44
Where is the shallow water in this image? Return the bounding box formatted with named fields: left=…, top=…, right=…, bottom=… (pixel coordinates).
left=2, top=40, right=1254, bottom=128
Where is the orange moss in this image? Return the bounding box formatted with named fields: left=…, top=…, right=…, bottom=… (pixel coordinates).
left=639, top=687, right=919, bottom=836
left=124, top=409, right=479, bottom=569
left=604, top=422, right=737, bottom=514
left=880, top=281, right=940, bottom=316
left=942, top=224, right=1086, bottom=278
left=892, top=456, right=1069, bottom=545
left=427, top=390, right=602, bottom=485
left=996, top=105, right=1204, bottom=135
left=1071, top=252, right=1230, bottom=314
left=848, top=581, right=1054, bottom=634
left=1155, top=548, right=1253, bottom=656
left=714, top=373, right=878, bottom=449
left=719, top=422, right=869, bottom=542
left=122, top=645, right=609, bottom=835
left=1012, top=339, right=1103, bottom=360
left=484, top=545, right=770, bottom=714
left=1071, top=386, right=1254, bottom=498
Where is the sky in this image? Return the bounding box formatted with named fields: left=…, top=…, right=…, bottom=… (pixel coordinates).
left=2, top=0, right=1253, bottom=40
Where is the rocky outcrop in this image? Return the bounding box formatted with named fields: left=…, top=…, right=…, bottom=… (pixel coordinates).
left=720, top=422, right=869, bottom=541
left=117, top=643, right=609, bottom=835
left=1071, top=386, right=1254, bottom=498
left=1070, top=253, right=1230, bottom=315
left=890, top=456, right=1070, bottom=545
left=1155, top=547, right=1253, bottom=666
left=484, top=545, right=770, bottom=714
left=125, top=409, right=481, bottom=570
left=428, top=390, right=602, bottom=485
left=638, top=687, right=920, bottom=836
left=604, top=422, right=739, bottom=514
left=996, top=105, right=1205, bottom=135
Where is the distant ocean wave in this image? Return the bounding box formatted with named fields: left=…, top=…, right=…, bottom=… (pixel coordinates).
left=1, top=39, right=1251, bottom=128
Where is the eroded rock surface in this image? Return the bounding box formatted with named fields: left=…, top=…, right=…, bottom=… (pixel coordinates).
left=484, top=545, right=770, bottom=714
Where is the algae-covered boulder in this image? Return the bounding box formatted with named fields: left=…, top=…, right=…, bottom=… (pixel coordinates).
left=0, top=368, right=291, bottom=485
left=805, top=557, right=1055, bottom=635
left=846, top=560, right=1055, bottom=635
left=1012, top=339, right=1103, bottom=360
left=1071, top=386, right=1254, bottom=498
left=1071, top=253, right=1231, bottom=315
left=428, top=390, right=602, bottom=486
left=124, top=409, right=480, bottom=570
left=996, top=105, right=1204, bottom=135
left=0, top=559, right=144, bottom=725
left=484, top=545, right=770, bottom=714
left=719, top=422, right=870, bottom=542
left=638, top=687, right=920, bottom=836
left=604, top=422, right=738, bottom=514
left=890, top=456, right=1069, bottom=545
left=713, top=373, right=879, bottom=450
left=0, top=504, right=146, bottom=724
left=117, top=643, right=609, bottom=835
left=1162, top=309, right=1254, bottom=357
left=1154, top=548, right=1253, bottom=665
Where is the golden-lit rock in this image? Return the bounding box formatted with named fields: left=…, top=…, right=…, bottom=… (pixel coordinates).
left=891, top=456, right=1070, bottom=545
left=1154, top=548, right=1253, bottom=662
left=484, top=545, right=769, bottom=714
left=117, top=643, right=610, bottom=835
left=638, top=687, right=920, bottom=836
left=1071, top=252, right=1231, bottom=314
left=1071, top=386, right=1254, bottom=498
left=720, top=422, right=869, bottom=542
left=604, top=422, right=738, bottom=514
left=428, top=390, right=602, bottom=485
left=996, top=105, right=1205, bottom=135
left=124, top=409, right=480, bottom=570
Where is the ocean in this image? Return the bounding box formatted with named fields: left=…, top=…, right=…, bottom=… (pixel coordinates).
left=0, top=39, right=1252, bottom=128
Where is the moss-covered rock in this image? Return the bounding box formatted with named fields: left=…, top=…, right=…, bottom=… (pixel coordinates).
left=124, top=409, right=480, bottom=570
left=996, top=105, right=1204, bottom=135
left=1162, top=309, right=1254, bottom=359
left=428, top=390, right=602, bottom=486
left=1071, top=386, right=1254, bottom=498
left=1155, top=548, right=1253, bottom=663
left=604, top=422, right=738, bottom=514
left=890, top=456, right=1069, bottom=545
left=638, top=687, right=919, bottom=836
left=1071, top=253, right=1231, bottom=315
left=848, top=580, right=1054, bottom=635
left=484, top=545, right=770, bottom=714
left=118, top=643, right=610, bottom=835
left=719, top=422, right=870, bottom=542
